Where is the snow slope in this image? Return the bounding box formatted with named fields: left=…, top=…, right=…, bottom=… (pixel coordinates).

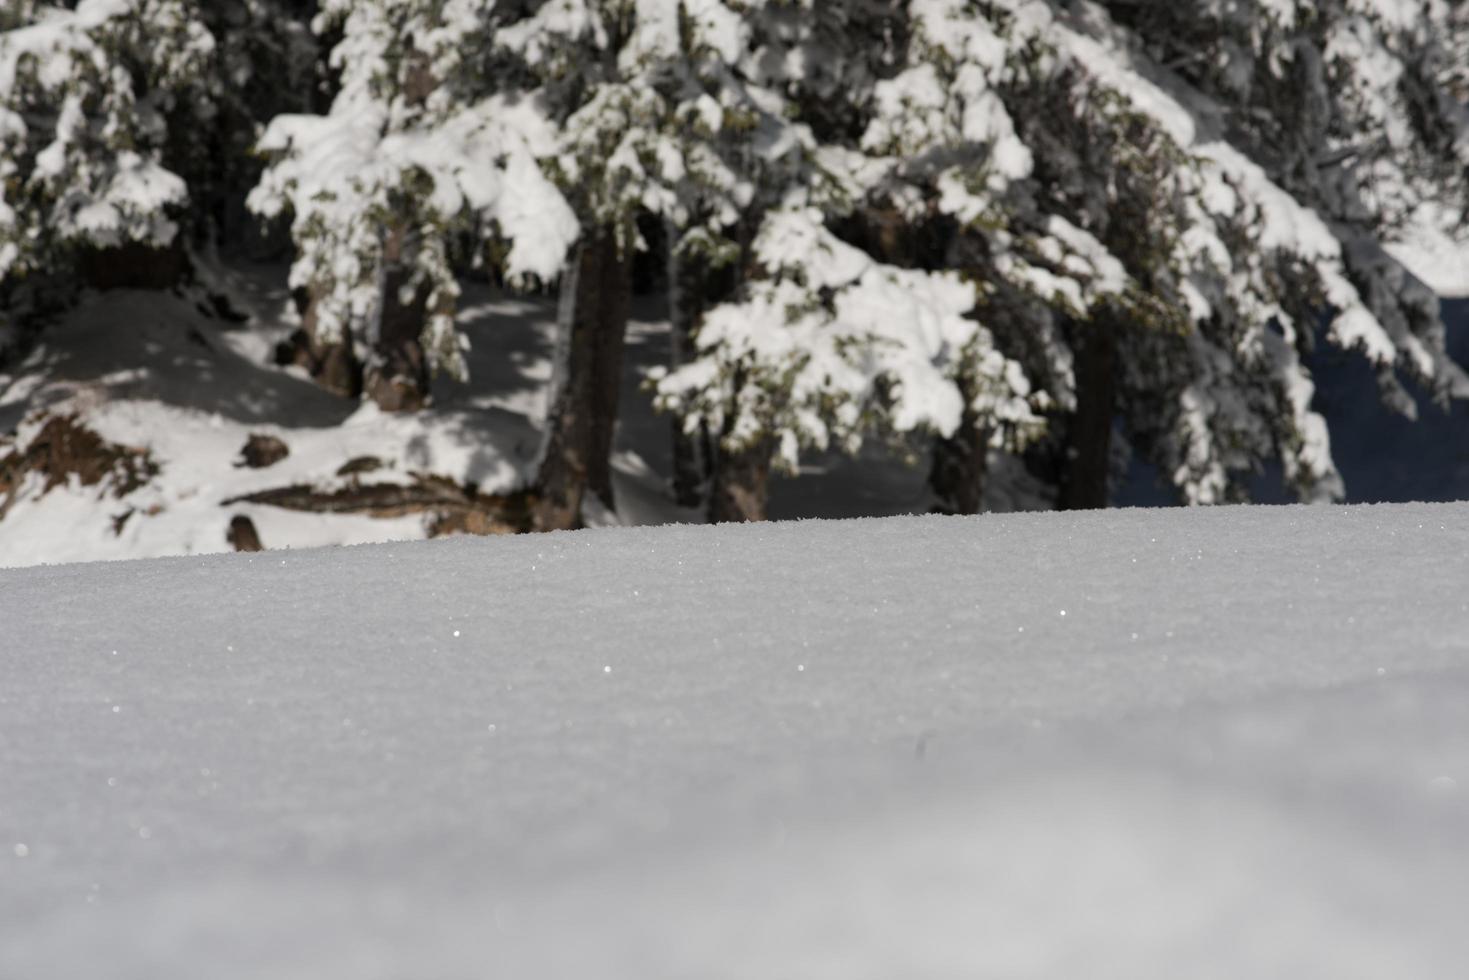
left=0, top=264, right=686, bottom=567
left=3, top=503, right=1469, bottom=977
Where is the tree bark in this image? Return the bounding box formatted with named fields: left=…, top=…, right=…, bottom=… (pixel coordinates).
left=276, top=285, right=363, bottom=399
left=667, top=230, right=710, bottom=508
left=1057, top=319, right=1118, bottom=510
left=361, top=52, right=437, bottom=412
left=930, top=414, right=991, bottom=515
left=532, top=227, right=632, bottom=531
left=78, top=239, right=190, bottom=291
left=363, top=224, right=431, bottom=412
left=708, top=438, right=774, bottom=523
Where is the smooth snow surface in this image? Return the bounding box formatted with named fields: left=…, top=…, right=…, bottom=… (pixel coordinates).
left=4, top=504, right=1469, bottom=978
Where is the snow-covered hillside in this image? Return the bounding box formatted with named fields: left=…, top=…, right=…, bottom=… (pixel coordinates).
left=0, top=263, right=692, bottom=568
left=4, top=504, right=1468, bottom=978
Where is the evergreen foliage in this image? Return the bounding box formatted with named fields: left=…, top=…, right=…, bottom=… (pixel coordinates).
left=3, top=0, right=1468, bottom=516
left=0, top=0, right=213, bottom=281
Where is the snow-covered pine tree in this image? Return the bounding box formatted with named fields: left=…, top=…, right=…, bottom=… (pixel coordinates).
left=654, top=0, right=1053, bottom=520
left=248, top=0, right=577, bottom=408
left=658, top=0, right=1469, bottom=514
left=251, top=0, right=762, bottom=523
left=1017, top=0, right=1469, bottom=505
left=473, top=0, right=781, bottom=528
left=191, top=1, right=320, bottom=255
left=1102, top=0, right=1469, bottom=413
left=0, top=0, right=214, bottom=303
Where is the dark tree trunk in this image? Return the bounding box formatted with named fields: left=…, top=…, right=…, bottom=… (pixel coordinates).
left=667, top=230, right=710, bottom=508
left=708, top=438, right=774, bottom=523
left=1058, top=319, right=1118, bottom=510
left=670, top=417, right=708, bottom=510
left=364, top=225, right=431, bottom=412
left=930, top=412, right=991, bottom=515
left=78, top=239, right=190, bottom=291
left=532, top=227, right=632, bottom=531
left=276, top=285, right=363, bottom=399
left=356, top=51, right=437, bottom=411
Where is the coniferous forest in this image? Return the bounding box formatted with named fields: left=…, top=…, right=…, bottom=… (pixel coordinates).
left=3, top=0, right=1469, bottom=562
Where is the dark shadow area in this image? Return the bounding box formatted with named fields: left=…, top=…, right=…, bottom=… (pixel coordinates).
left=616, top=295, right=677, bottom=479
left=433, top=285, right=559, bottom=418
left=1118, top=300, right=1469, bottom=506
left=768, top=443, right=934, bottom=521
left=0, top=287, right=358, bottom=431
left=1308, top=299, right=1469, bottom=504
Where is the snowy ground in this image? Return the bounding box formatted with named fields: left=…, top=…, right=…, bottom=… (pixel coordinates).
left=0, top=261, right=694, bottom=568
left=3, top=502, right=1469, bottom=977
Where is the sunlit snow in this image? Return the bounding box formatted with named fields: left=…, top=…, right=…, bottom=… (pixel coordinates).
left=3, top=503, right=1469, bottom=977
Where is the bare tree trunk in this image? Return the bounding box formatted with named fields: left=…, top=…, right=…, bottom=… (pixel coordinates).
left=667, top=228, right=710, bottom=508
left=363, top=224, right=431, bottom=412
left=1058, top=319, right=1117, bottom=510
left=930, top=413, right=991, bottom=515
left=277, top=285, right=363, bottom=399
left=361, top=50, right=438, bottom=412
left=708, top=438, right=774, bottom=523
left=78, top=239, right=190, bottom=291
left=532, top=227, right=632, bottom=530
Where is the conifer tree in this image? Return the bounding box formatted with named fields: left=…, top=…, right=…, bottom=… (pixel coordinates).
left=248, top=0, right=577, bottom=408
left=474, top=0, right=770, bottom=527
left=657, top=0, right=1469, bottom=513
left=250, top=0, right=764, bottom=523
left=193, top=1, right=320, bottom=253
left=0, top=0, right=215, bottom=298
left=240, top=0, right=1469, bottom=522
left=655, top=1, right=1056, bottom=520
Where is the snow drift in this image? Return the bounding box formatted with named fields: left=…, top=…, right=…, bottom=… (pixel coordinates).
left=3, top=503, right=1469, bottom=977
